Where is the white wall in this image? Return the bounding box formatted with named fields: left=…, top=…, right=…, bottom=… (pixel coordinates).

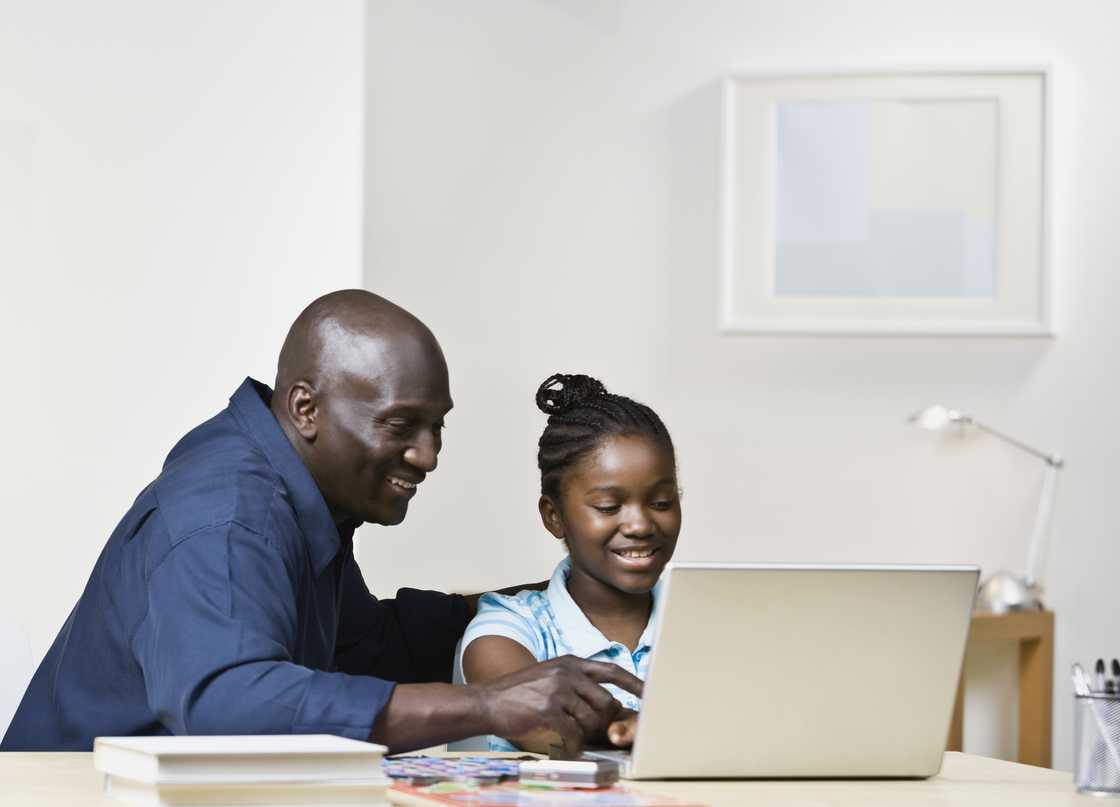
left=362, top=0, right=1120, bottom=770
left=0, top=0, right=364, bottom=696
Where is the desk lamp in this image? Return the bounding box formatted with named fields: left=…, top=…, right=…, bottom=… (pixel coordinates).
left=909, top=405, right=1064, bottom=614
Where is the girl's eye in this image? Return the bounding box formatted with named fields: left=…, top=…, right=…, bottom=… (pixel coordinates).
left=593, top=504, right=621, bottom=515
left=650, top=500, right=675, bottom=511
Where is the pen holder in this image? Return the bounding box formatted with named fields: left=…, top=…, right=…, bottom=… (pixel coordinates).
left=1075, top=693, right=1120, bottom=796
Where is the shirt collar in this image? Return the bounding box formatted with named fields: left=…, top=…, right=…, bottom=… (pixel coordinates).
left=546, top=556, right=664, bottom=659
left=228, top=377, right=344, bottom=576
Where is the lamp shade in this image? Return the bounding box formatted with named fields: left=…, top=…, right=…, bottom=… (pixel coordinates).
left=909, top=405, right=967, bottom=431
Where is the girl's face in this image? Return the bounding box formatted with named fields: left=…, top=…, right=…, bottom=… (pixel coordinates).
left=540, top=433, right=681, bottom=595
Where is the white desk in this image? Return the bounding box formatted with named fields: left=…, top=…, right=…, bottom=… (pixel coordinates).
left=0, top=751, right=1088, bottom=806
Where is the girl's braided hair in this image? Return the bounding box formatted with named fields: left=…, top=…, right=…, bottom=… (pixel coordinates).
left=535, top=373, right=674, bottom=497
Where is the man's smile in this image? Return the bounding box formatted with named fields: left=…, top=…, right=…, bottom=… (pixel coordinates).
left=387, top=475, right=420, bottom=494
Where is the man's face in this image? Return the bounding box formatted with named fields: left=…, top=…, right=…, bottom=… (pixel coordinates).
left=308, top=334, right=453, bottom=526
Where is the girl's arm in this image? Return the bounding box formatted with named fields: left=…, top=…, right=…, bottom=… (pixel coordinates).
left=463, top=636, right=538, bottom=685
left=463, top=638, right=636, bottom=751
left=463, top=637, right=570, bottom=754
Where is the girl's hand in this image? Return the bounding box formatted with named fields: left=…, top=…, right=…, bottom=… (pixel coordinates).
left=606, top=709, right=639, bottom=748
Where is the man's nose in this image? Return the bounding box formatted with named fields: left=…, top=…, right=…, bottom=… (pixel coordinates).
left=403, top=430, right=439, bottom=473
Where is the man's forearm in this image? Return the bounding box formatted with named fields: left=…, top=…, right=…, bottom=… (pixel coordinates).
left=372, top=657, right=645, bottom=756
left=369, top=683, right=489, bottom=753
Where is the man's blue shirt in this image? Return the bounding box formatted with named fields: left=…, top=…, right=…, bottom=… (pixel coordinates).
left=1, top=378, right=469, bottom=751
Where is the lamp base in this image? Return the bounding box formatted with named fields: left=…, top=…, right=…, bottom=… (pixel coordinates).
left=974, top=570, right=1044, bottom=614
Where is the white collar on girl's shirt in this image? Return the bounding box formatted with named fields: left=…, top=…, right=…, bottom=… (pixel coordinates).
left=544, top=555, right=664, bottom=659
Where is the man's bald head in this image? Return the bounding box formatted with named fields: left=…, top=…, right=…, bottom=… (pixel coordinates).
left=271, top=290, right=453, bottom=527
left=274, top=289, right=443, bottom=398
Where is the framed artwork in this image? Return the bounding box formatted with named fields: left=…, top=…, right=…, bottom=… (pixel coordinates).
left=719, top=69, right=1050, bottom=335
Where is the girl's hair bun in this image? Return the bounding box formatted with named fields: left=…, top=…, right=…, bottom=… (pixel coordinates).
left=535, top=373, right=607, bottom=415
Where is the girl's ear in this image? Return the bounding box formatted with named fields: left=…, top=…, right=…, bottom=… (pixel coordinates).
left=538, top=495, right=565, bottom=541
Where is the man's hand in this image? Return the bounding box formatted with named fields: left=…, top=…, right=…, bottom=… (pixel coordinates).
left=475, top=655, right=643, bottom=756
left=370, top=652, right=640, bottom=754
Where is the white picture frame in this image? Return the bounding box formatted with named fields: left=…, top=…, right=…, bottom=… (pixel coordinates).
left=719, top=69, right=1051, bottom=336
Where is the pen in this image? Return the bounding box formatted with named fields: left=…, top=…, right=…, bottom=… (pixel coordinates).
left=1073, top=663, right=1093, bottom=696
left=1096, top=659, right=1106, bottom=692
left=1111, top=659, right=1119, bottom=692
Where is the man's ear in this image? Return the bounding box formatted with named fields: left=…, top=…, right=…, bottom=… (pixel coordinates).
left=285, top=381, right=319, bottom=440
left=538, top=495, right=565, bottom=541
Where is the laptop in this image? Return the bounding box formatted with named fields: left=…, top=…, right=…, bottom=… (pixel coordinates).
left=584, top=562, right=978, bottom=779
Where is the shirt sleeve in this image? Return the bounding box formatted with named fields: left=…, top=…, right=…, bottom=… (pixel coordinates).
left=460, top=592, right=546, bottom=661
left=132, top=522, right=391, bottom=740
left=333, top=554, right=471, bottom=684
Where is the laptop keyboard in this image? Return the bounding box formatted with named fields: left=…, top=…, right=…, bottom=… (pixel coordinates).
left=582, top=748, right=633, bottom=776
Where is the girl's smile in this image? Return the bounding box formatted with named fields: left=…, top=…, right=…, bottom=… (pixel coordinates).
left=611, top=544, right=662, bottom=560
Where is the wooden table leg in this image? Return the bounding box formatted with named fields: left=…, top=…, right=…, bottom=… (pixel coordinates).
left=948, top=671, right=965, bottom=752
left=1017, top=611, right=1054, bottom=767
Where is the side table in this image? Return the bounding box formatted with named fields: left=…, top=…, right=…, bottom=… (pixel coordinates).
left=947, top=609, right=1054, bottom=767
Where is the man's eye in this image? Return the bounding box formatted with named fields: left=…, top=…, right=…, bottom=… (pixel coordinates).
left=378, top=418, right=413, bottom=433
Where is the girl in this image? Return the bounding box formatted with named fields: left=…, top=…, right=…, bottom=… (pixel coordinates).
left=461, top=373, right=681, bottom=751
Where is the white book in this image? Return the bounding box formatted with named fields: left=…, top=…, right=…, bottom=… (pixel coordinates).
left=93, top=735, right=387, bottom=785
left=103, top=775, right=390, bottom=807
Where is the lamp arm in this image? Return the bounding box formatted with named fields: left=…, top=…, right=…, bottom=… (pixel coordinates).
left=971, top=420, right=1064, bottom=468
left=1024, top=461, right=1061, bottom=588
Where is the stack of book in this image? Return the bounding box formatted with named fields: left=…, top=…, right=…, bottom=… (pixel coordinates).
left=93, top=734, right=390, bottom=806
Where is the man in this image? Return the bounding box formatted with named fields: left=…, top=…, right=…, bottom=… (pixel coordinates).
left=2, top=290, right=640, bottom=753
